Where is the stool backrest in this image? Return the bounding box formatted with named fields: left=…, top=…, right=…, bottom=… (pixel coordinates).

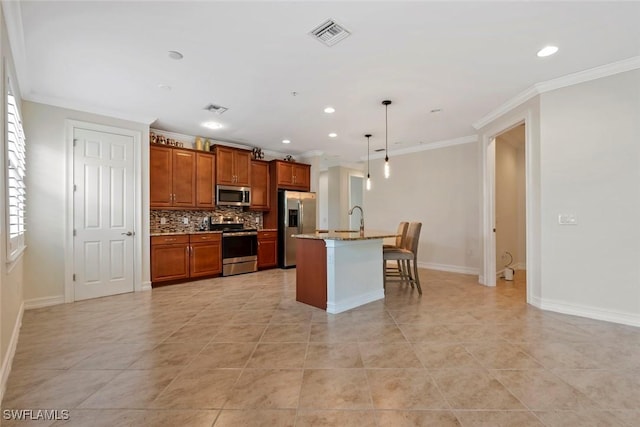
left=404, top=222, right=422, bottom=255
left=396, top=222, right=409, bottom=248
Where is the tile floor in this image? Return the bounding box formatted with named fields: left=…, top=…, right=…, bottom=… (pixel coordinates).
left=2, top=268, right=640, bottom=426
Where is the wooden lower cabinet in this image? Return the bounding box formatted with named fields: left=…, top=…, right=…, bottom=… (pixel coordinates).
left=151, top=233, right=222, bottom=284
left=257, top=230, right=277, bottom=269
left=189, top=233, right=222, bottom=277
left=151, top=235, right=190, bottom=282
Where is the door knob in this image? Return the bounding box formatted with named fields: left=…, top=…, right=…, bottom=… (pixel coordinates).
left=121, top=231, right=134, bottom=236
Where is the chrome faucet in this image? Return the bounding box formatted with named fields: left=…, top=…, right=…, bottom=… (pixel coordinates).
left=348, top=205, right=364, bottom=235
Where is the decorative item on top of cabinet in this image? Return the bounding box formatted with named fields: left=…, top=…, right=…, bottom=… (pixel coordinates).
left=250, top=160, right=270, bottom=211
left=150, top=145, right=196, bottom=208
left=214, top=145, right=251, bottom=187
left=271, top=159, right=310, bottom=191
left=251, top=147, right=264, bottom=160
left=257, top=230, right=277, bottom=269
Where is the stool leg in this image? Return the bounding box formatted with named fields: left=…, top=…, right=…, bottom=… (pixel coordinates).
left=413, top=257, right=422, bottom=295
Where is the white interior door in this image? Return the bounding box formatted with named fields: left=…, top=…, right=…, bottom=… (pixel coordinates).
left=73, top=128, right=135, bottom=300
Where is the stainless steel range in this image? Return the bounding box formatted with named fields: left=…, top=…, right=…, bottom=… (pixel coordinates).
left=209, top=222, right=258, bottom=276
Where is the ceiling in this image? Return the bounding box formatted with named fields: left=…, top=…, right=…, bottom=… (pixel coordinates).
left=11, top=1, right=640, bottom=165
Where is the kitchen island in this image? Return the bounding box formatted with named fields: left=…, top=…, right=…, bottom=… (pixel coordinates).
left=294, top=231, right=397, bottom=314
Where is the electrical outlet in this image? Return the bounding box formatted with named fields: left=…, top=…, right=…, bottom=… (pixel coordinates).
left=183, top=217, right=189, bottom=225
left=558, top=214, right=578, bottom=225
left=160, top=217, right=167, bottom=225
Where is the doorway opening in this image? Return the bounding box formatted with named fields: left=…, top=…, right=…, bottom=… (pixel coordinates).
left=348, top=174, right=364, bottom=231
left=494, top=124, right=527, bottom=297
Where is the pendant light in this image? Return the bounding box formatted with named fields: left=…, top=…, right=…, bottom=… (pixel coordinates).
left=365, top=134, right=372, bottom=190
left=382, top=100, right=392, bottom=178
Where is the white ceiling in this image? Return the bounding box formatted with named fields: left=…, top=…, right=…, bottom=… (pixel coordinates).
left=11, top=1, right=640, bottom=165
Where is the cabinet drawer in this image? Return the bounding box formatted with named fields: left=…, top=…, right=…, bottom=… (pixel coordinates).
left=151, top=235, right=189, bottom=245
left=189, top=233, right=222, bottom=243
left=258, top=231, right=277, bottom=240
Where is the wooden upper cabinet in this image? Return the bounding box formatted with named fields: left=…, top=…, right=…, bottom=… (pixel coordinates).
left=196, top=152, right=215, bottom=208
left=172, top=150, right=196, bottom=207
left=272, top=160, right=311, bottom=191
left=150, top=145, right=196, bottom=208
left=250, top=160, right=270, bottom=210
left=214, top=146, right=251, bottom=187
left=150, top=145, right=173, bottom=207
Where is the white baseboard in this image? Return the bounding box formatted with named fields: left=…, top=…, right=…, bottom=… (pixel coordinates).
left=532, top=296, right=640, bottom=328
left=1, top=302, right=24, bottom=403
left=418, top=261, right=479, bottom=276
left=326, top=289, right=385, bottom=314
left=24, top=295, right=65, bottom=310
left=141, top=281, right=152, bottom=291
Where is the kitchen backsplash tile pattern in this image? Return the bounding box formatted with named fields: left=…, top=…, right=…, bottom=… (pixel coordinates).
left=151, top=207, right=263, bottom=233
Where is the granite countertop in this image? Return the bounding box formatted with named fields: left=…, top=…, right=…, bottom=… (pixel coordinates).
left=294, top=230, right=398, bottom=241
left=150, top=230, right=223, bottom=237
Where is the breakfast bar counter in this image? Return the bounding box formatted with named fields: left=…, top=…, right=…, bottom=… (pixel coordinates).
left=294, top=231, right=396, bottom=314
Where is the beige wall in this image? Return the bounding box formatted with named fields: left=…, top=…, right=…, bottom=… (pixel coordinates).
left=539, top=69, right=640, bottom=319
left=22, top=101, right=150, bottom=302
left=365, top=143, right=480, bottom=273
left=1, top=4, right=25, bottom=401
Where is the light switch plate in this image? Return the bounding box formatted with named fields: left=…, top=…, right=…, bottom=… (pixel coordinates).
left=183, top=217, right=189, bottom=224
left=558, top=213, right=577, bottom=225
left=160, top=217, right=167, bottom=225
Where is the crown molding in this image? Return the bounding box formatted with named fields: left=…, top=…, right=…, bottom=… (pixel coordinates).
left=2, top=0, right=29, bottom=95
left=366, top=135, right=478, bottom=161
left=299, top=150, right=324, bottom=158
left=473, top=55, right=640, bottom=130
left=534, top=55, right=640, bottom=94
left=26, top=93, right=157, bottom=125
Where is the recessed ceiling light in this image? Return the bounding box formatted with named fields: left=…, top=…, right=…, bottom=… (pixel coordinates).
left=168, top=50, right=183, bottom=60
left=537, top=45, right=558, bottom=57
left=328, top=133, right=337, bottom=138
left=202, top=121, right=223, bottom=130
left=282, top=139, right=291, bottom=144
left=324, top=107, right=335, bottom=114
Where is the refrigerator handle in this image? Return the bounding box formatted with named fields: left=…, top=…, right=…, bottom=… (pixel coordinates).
left=298, top=200, right=303, bottom=233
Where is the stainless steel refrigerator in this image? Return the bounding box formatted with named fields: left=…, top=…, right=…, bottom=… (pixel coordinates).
left=278, top=190, right=317, bottom=268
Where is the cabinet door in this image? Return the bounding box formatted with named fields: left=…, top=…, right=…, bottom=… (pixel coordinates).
left=250, top=160, right=270, bottom=210
left=190, top=241, right=222, bottom=277
left=216, top=146, right=235, bottom=185
left=196, top=153, right=215, bottom=208
left=258, top=231, right=278, bottom=269
left=293, top=164, right=310, bottom=190
left=150, top=145, right=173, bottom=207
left=234, top=150, right=251, bottom=187
left=151, top=243, right=189, bottom=282
left=276, top=161, right=294, bottom=187
left=172, top=149, right=196, bottom=207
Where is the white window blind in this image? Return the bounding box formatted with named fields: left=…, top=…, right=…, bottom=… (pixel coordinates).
left=7, top=85, right=26, bottom=259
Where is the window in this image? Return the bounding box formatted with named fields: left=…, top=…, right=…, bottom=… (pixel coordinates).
left=6, top=79, right=26, bottom=260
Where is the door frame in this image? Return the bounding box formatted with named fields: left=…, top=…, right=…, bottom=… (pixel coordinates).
left=64, top=120, right=144, bottom=303
left=480, top=109, right=537, bottom=304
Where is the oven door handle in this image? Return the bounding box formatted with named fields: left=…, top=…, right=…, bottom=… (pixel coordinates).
left=223, top=232, right=258, bottom=237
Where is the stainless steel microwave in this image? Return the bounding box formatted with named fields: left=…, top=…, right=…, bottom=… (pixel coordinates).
left=216, top=185, right=251, bottom=207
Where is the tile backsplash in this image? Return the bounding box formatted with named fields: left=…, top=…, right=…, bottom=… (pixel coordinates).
left=151, top=207, right=263, bottom=234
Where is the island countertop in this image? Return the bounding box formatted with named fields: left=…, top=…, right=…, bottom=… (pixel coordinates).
left=293, top=230, right=397, bottom=241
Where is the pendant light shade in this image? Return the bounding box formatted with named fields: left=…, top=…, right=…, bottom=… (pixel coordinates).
left=382, top=100, right=392, bottom=179
left=365, top=134, right=372, bottom=191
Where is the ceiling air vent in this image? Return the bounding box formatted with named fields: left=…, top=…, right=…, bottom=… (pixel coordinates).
left=310, top=19, right=351, bottom=47
left=204, top=104, right=228, bottom=115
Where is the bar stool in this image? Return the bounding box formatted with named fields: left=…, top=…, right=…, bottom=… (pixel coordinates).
left=383, top=222, right=422, bottom=294
left=383, top=222, right=408, bottom=278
